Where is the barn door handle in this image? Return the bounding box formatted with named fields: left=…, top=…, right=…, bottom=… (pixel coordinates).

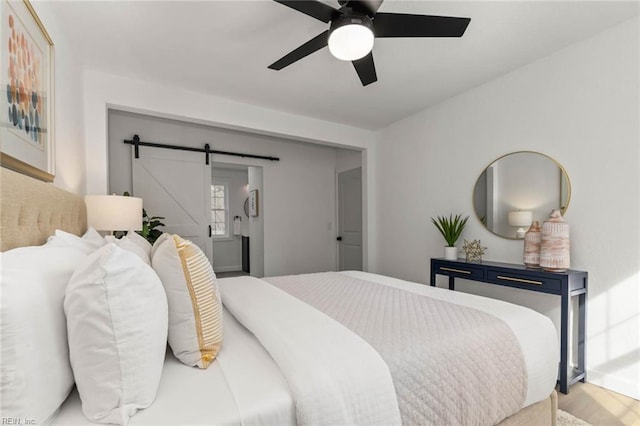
left=209, top=225, right=212, bottom=238
left=336, top=236, right=343, bottom=241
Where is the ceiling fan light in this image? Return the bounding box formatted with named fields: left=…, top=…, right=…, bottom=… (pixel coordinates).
left=328, top=23, right=374, bottom=61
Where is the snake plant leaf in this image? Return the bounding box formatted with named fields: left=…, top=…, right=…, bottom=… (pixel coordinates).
left=431, top=213, right=469, bottom=247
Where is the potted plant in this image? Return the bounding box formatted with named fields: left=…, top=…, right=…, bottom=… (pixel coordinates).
left=431, top=214, right=469, bottom=260
left=139, top=208, right=165, bottom=244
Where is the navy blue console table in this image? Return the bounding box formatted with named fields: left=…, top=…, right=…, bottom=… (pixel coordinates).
left=430, top=258, right=587, bottom=394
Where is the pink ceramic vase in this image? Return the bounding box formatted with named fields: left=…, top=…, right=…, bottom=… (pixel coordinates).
left=523, top=221, right=542, bottom=268
left=539, top=210, right=570, bottom=272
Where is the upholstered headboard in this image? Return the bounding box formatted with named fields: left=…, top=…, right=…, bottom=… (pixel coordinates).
left=0, top=167, right=87, bottom=251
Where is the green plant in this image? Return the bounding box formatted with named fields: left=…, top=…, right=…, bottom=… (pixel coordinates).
left=140, top=208, right=165, bottom=244
left=122, top=192, right=165, bottom=244
left=431, top=214, right=469, bottom=247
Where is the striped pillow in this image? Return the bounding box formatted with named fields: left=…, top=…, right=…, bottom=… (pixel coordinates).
left=152, top=235, right=223, bottom=368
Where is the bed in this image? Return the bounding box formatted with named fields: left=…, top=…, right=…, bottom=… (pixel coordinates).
left=0, top=167, right=558, bottom=425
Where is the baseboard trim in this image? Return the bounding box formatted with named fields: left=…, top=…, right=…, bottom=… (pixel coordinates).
left=587, top=369, right=639, bottom=400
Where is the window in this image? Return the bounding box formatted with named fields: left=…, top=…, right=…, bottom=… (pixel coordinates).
left=211, top=183, right=229, bottom=238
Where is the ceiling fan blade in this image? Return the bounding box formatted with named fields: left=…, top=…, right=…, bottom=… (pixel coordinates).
left=352, top=52, right=377, bottom=86
left=373, top=13, right=471, bottom=38
left=273, top=0, right=339, bottom=23
left=268, top=31, right=329, bottom=70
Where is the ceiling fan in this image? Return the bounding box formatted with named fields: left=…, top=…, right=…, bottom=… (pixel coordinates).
left=268, top=0, right=471, bottom=86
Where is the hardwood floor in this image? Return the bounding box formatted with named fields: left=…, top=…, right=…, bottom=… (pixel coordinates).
left=558, top=382, right=640, bottom=425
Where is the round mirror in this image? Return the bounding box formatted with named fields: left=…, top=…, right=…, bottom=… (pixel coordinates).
left=473, top=151, right=571, bottom=239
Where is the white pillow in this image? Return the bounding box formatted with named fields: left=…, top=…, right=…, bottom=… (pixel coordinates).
left=64, top=244, right=168, bottom=425
left=152, top=235, right=223, bottom=368
left=150, top=232, right=170, bottom=259
left=105, top=232, right=151, bottom=265
left=47, top=228, right=105, bottom=253
left=83, top=226, right=106, bottom=246
left=0, top=242, right=90, bottom=423
left=125, top=229, right=152, bottom=259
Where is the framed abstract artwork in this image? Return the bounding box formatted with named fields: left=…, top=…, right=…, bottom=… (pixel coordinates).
left=1, top=0, right=55, bottom=182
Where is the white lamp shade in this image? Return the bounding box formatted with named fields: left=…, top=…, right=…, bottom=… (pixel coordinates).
left=85, top=195, right=143, bottom=231
left=328, top=24, right=374, bottom=61
left=508, top=210, right=533, bottom=227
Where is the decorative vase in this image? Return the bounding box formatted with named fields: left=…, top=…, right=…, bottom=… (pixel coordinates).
left=444, top=246, right=458, bottom=260
left=523, top=221, right=542, bottom=268
left=539, top=210, right=570, bottom=272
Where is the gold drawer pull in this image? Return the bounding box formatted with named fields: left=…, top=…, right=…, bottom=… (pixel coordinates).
left=497, top=275, right=542, bottom=285
left=441, top=267, right=471, bottom=275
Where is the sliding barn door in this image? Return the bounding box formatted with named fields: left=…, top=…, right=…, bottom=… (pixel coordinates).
left=132, top=146, right=212, bottom=262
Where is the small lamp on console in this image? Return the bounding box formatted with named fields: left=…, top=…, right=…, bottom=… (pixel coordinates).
left=508, top=210, right=533, bottom=239
left=84, top=195, right=143, bottom=234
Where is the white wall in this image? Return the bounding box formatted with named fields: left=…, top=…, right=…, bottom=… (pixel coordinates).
left=107, top=110, right=341, bottom=277
left=375, top=17, right=640, bottom=399
left=30, top=3, right=85, bottom=194
left=212, top=167, right=248, bottom=272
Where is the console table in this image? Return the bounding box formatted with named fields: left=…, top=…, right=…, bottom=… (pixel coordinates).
left=430, top=258, right=587, bottom=394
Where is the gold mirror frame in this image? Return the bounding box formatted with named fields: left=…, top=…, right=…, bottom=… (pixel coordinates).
left=472, top=151, right=571, bottom=240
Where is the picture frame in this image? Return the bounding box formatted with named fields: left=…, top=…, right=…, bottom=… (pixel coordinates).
left=1, top=0, right=55, bottom=182
left=249, top=189, right=259, bottom=217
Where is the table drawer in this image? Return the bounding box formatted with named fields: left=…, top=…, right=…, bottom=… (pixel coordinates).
left=486, top=269, right=561, bottom=293
left=434, top=263, right=485, bottom=280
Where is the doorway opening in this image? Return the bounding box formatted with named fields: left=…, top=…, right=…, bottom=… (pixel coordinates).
left=211, top=163, right=264, bottom=277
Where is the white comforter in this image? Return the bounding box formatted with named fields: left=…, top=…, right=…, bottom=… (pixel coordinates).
left=343, top=271, right=559, bottom=407
left=219, top=276, right=402, bottom=426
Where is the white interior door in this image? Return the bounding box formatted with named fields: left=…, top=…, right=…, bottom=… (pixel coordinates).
left=132, top=147, right=212, bottom=262
left=338, top=167, right=362, bottom=271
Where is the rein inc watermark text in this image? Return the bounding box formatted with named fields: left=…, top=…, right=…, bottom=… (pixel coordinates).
left=1, top=418, right=35, bottom=425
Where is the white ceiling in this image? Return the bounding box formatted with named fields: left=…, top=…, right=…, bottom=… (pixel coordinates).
left=50, top=1, right=639, bottom=130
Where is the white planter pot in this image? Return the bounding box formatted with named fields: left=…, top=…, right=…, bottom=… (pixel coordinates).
left=444, top=246, right=458, bottom=260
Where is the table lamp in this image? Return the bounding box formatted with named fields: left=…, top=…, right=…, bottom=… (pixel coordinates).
left=85, top=195, right=143, bottom=233
left=508, top=210, right=533, bottom=239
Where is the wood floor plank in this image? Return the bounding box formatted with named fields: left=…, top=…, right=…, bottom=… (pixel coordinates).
left=557, top=383, right=640, bottom=426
